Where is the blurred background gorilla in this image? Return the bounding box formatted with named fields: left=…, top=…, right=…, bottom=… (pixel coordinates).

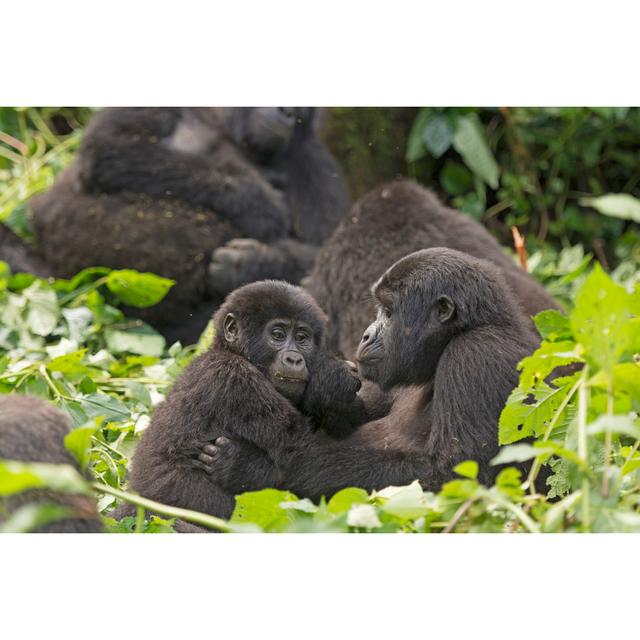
left=0, top=395, right=102, bottom=533
left=305, top=179, right=560, bottom=357
left=31, top=107, right=350, bottom=343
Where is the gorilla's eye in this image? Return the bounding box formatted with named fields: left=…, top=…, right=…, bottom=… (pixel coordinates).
left=271, top=327, right=286, bottom=341
left=295, top=330, right=310, bottom=344
left=381, top=305, right=392, bottom=319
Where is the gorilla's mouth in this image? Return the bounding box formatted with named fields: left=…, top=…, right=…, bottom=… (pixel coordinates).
left=275, top=373, right=307, bottom=383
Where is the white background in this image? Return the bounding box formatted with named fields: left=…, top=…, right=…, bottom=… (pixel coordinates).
left=2, top=1, right=640, bottom=637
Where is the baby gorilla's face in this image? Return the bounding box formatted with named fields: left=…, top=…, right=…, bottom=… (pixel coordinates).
left=264, top=317, right=314, bottom=405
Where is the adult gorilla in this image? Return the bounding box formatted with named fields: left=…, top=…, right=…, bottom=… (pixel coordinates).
left=31, top=108, right=349, bottom=343
left=199, top=248, right=543, bottom=499
left=305, top=179, right=559, bottom=357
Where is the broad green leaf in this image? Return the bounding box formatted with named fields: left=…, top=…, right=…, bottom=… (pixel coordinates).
left=587, top=415, right=640, bottom=440
left=105, top=324, right=166, bottom=357
left=231, top=488, right=298, bottom=530
left=570, top=264, right=637, bottom=373
left=440, top=162, right=473, bottom=196
left=280, top=498, right=318, bottom=513
left=423, top=114, right=453, bottom=158
left=452, top=114, right=499, bottom=188
left=327, top=487, right=369, bottom=515
left=454, top=460, right=478, bottom=479
left=105, top=269, right=174, bottom=308
left=518, top=341, right=582, bottom=389
left=0, top=460, right=89, bottom=496
left=491, top=444, right=540, bottom=465
left=47, top=349, right=87, bottom=373
left=533, top=310, right=573, bottom=342
left=499, top=381, right=574, bottom=445
left=379, top=480, right=430, bottom=519
left=22, top=281, right=59, bottom=336
left=76, top=393, right=131, bottom=422
left=580, top=193, right=640, bottom=223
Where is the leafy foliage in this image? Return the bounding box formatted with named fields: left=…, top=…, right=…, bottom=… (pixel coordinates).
left=407, top=107, right=640, bottom=264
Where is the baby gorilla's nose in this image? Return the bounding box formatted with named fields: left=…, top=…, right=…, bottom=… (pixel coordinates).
left=283, top=350, right=305, bottom=370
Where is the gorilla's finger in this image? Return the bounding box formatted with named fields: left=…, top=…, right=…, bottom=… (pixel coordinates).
left=198, top=453, right=216, bottom=465
left=227, top=238, right=266, bottom=250
left=215, top=436, right=230, bottom=447
left=202, top=444, right=219, bottom=457
left=212, top=247, right=244, bottom=265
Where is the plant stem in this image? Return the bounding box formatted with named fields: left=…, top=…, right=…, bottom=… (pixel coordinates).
left=577, top=366, right=590, bottom=531
left=601, top=377, right=614, bottom=497
left=92, top=482, right=233, bottom=532
left=442, top=497, right=477, bottom=533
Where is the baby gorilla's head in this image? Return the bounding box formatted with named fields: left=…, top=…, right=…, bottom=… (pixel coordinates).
left=213, top=280, right=328, bottom=405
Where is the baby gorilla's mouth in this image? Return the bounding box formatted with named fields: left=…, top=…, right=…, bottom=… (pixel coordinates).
left=275, top=373, right=307, bottom=383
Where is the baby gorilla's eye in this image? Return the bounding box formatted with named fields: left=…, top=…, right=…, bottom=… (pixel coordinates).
left=295, top=331, right=310, bottom=343
left=271, top=327, right=286, bottom=341
left=381, top=306, right=392, bottom=319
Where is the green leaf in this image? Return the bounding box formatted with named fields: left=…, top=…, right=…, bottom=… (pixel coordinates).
left=105, top=270, right=174, bottom=308
left=570, top=264, right=637, bottom=373
left=76, top=393, right=131, bottom=422
left=423, top=115, right=453, bottom=158
left=327, top=487, right=369, bottom=515
left=47, top=349, right=87, bottom=373
left=0, top=460, right=89, bottom=496
left=64, top=420, right=100, bottom=471
left=406, top=108, right=431, bottom=162
left=518, top=341, right=582, bottom=389
left=587, top=415, right=640, bottom=440
left=22, top=281, right=59, bottom=336
left=454, top=460, right=478, bottom=479
left=533, top=310, right=573, bottom=342
left=580, top=193, right=640, bottom=223
left=499, top=381, right=574, bottom=444
left=231, top=488, right=299, bottom=531
left=491, top=444, right=541, bottom=465
left=379, top=480, right=430, bottom=519
left=452, top=114, right=499, bottom=189
left=105, top=323, right=166, bottom=357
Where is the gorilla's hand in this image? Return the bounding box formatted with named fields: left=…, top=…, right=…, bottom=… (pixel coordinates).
left=193, top=436, right=281, bottom=493
left=207, top=238, right=272, bottom=298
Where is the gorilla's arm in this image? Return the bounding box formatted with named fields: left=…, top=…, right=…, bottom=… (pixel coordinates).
left=78, top=108, right=290, bottom=242
left=207, top=238, right=319, bottom=297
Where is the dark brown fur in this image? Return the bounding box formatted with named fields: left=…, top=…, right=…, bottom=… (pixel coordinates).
left=0, top=395, right=102, bottom=533
left=305, top=179, right=560, bottom=357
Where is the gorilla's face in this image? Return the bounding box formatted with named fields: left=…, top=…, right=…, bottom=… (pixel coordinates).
left=355, top=257, right=457, bottom=391
left=242, top=108, right=308, bottom=160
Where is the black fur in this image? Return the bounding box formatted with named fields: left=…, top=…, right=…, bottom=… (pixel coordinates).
left=31, top=108, right=350, bottom=343
left=207, top=249, right=544, bottom=501
left=0, top=394, right=102, bottom=533
left=127, top=281, right=363, bottom=520
left=305, top=179, right=560, bottom=357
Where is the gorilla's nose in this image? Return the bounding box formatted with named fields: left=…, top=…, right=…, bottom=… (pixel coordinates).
left=283, top=351, right=305, bottom=370
left=360, top=324, right=377, bottom=347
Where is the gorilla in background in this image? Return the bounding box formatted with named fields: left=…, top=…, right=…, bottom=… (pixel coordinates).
left=0, top=394, right=103, bottom=533
left=305, top=179, right=560, bottom=357
left=127, top=281, right=370, bottom=520
left=198, top=249, right=546, bottom=502
left=31, top=108, right=350, bottom=343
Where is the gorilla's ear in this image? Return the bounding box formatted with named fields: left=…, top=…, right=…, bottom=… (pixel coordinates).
left=223, top=313, right=239, bottom=343
left=436, top=295, right=455, bottom=324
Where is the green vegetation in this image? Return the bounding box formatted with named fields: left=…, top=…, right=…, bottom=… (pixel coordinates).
left=0, top=108, right=639, bottom=532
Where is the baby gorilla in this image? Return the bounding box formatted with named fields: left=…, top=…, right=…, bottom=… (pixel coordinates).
left=0, top=395, right=102, bottom=533
left=128, top=280, right=363, bottom=519
left=203, top=248, right=543, bottom=501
